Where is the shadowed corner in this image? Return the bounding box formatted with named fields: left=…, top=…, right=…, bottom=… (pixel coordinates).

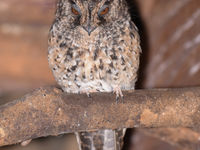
left=126, top=0, right=150, bottom=89
left=122, top=128, right=134, bottom=150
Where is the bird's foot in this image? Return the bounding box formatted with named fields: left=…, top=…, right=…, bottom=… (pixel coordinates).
left=113, top=86, right=124, bottom=103
left=80, top=89, right=97, bottom=98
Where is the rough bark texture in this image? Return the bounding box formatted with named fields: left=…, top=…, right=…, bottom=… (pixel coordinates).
left=0, top=87, right=200, bottom=148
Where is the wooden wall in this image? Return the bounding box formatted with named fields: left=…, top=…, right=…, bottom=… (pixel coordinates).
left=0, top=0, right=199, bottom=93
left=0, top=0, right=56, bottom=93
left=137, top=0, right=200, bottom=88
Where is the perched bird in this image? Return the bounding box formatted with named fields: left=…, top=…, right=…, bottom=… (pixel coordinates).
left=48, top=0, right=141, bottom=149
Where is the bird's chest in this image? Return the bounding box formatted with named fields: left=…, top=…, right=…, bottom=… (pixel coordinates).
left=49, top=32, right=135, bottom=92
left=73, top=36, right=126, bottom=73
left=64, top=44, right=123, bottom=92
left=67, top=42, right=113, bottom=79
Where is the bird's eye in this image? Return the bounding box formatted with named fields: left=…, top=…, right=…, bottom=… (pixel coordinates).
left=98, top=6, right=109, bottom=16
left=72, top=7, right=79, bottom=15
left=71, top=4, right=81, bottom=15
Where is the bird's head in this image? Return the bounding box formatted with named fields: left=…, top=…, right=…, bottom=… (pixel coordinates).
left=55, top=0, right=129, bottom=36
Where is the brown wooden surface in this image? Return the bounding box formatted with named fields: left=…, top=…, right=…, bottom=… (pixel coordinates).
left=0, top=87, right=200, bottom=149
left=139, top=128, right=200, bottom=150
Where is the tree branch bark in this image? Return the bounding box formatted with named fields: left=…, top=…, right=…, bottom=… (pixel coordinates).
left=0, top=87, right=200, bottom=147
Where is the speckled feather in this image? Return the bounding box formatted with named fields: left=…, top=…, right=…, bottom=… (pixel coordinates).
left=48, top=0, right=141, bottom=149
left=48, top=0, right=140, bottom=93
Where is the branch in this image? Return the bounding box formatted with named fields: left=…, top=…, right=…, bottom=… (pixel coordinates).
left=0, top=87, right=200, bottom=147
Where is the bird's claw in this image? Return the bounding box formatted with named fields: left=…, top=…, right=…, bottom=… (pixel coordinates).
left=116, top=95, right=119, bottom=103
left=114, top=87, right=124, bottom=103
left=86, top=92, right=91, bottom=98
left=80, top=89, right=97, bottom=98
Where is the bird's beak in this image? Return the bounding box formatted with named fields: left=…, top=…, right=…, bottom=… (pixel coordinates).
left=82, top=25, right=96, bottom=36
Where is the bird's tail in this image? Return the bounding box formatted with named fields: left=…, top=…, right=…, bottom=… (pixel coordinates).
left=76, top=129, right=126, bottom=150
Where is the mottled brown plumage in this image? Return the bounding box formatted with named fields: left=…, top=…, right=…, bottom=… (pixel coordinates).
left=48, top=0, right=141, bottom=149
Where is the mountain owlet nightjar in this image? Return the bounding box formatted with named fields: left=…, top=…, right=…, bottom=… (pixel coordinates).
left=48, top=0, right=141, bottom=149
